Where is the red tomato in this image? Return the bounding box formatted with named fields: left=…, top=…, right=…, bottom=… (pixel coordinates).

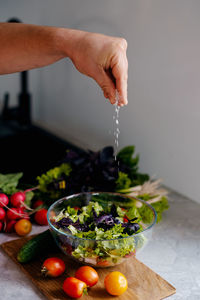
left=0, top=208, right=6, bottom=221
left=63, top=277, right=87, bottom=298
left=34, top=209, right=48, bottom=225
left=123, top=216, right=129, bottom=223
left=96, top=259, right=110, bottom=267
left=10, top=191, right=26, bottom=207
left=41, top=257, right=65, bottom=277
left=74, top=206, right=80, bottom=211
left=0, top=193, right=9, bottom=208
left=33, top=200, right=44, bottom=209
left=125, top=250, right=136, bottom=258
left=75, top=266, right=99, bottom=287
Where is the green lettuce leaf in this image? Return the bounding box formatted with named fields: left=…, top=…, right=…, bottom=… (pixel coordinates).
left=138, top=196, right=169, bottom=223
left=116, top=172, right=132, bottom=190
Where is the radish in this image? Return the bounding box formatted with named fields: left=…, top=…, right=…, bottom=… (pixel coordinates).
left=10, top=191, right=26, bottom=208
left=33, top=199, right=44, bottom=209
left=7, top=208, right=21, bottom=220
left=5, top=220, right=17, bottom=233
left=0, top=222, right=3, bottom=232
left=0, top=193, right=9, bottom=207
left=0, top=208, right=6, bottom=221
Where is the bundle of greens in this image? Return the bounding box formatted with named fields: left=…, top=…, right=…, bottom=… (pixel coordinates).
left=0, top=172, right=34, bottom=207
left=36, top=145, right=169, bottom=222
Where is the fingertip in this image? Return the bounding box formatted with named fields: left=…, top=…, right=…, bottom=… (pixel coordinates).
left=124, top=98, right=128, bottom=105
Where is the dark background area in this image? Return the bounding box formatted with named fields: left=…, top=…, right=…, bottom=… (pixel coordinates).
left=0, top=17, right=79, bottom=184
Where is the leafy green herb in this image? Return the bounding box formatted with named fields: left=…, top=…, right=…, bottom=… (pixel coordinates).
left=117, top=146, right=149, bottom=185
left=24, top=191, right=34, bottom=207
left=37, top=163, right=71, bottom=193
left=138, top=196, right=169, bottom=223
left=0, top=172, right=23, bottom=195
left=117, top=146, right=139, bottom=168
left=151, top=196, right=169, bottom=223
left=116, top=172, right=131, bottom=190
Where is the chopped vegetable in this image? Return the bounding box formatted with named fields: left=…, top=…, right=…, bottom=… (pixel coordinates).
left=52, top=201, right=145, bottom=265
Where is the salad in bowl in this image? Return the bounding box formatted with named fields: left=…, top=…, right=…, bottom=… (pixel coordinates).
left=47, top=192, right=157, bottom=267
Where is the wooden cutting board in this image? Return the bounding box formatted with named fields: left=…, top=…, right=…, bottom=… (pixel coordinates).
left=1, top=235, right=175, bottom=300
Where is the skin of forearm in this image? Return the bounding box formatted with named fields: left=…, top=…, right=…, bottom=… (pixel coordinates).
left=0, top=23, right=84, bottom=74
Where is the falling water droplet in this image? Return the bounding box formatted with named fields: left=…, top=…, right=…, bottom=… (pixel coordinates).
left=113, top=91, right=120, bottom=165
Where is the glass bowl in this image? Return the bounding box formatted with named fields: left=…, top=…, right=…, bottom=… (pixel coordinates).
left=47, top=192, right=157, bottom=268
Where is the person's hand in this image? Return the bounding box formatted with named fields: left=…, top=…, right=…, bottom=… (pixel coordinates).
left=69, top=32, right=128, bottom=106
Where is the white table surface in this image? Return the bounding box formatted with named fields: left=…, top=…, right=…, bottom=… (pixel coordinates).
left=0, top=189, right=200, bottom=300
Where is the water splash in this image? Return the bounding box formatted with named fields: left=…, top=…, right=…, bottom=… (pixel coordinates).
left=113, top=91, right=120, bottom=164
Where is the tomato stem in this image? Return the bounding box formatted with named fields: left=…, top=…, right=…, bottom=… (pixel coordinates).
left=41, top=266, right=48, bottom=276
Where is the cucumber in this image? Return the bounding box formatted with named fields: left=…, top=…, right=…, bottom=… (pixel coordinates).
left=17, top=230, right=56, bottom=263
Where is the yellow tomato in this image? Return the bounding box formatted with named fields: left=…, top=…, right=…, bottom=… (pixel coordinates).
left=14, top=219, right=32, bottom=236
left=104, top=271, right=128, bottom=296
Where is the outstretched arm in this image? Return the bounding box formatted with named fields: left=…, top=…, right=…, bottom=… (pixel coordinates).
left=0, top=23, right=128, bottom=105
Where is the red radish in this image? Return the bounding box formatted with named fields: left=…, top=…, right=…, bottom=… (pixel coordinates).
left=7, top=208, right=21, bottom=220
left=21, top=210, right=30, bottom=220
left=10, top=191, right=26, bottom=208
left=0, top=222, right=3, bottom=232
left=5, top=220, right=17, bottom=233
left=34, top=209, right=48, bottom=225
left=0, top=208, right=6, bottom=221
left=33, top=199, right=44, bottom=209
left=0, top=193, right=9, bottom=207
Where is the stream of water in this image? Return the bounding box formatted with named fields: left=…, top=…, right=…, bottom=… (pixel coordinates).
left=113, top=91, right=120, bottom=163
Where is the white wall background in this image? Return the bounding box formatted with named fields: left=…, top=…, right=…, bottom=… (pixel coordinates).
left=1, top=0, right=200, bottom=203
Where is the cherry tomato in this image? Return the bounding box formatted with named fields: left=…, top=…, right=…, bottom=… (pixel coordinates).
left=125, top=250, right=136, bottom=258
left=7, top=208, right=22, bottom=220
left=123, top=216, right=129, bottom=223
left=104, top=271, right=128, bottom=296
left=63, top=277, right=87, bottom=298
left=96, top=259, right=110, bottom=267
left=0, top=208, right=6, bottom=221
left=0, top=193, right=9, bottom=208
left=75, top=266, right=99, bottom=287
left=10, top=191, right=26, bottom=208
left=41, top=257, right=65, bottom=277
left=14, top=219, right=32, bottom=236
left=34, top=208, right=48, bottom=225
left=74, top=206, right=80, bottom=211
left=32, top=199, right=44, bottom=209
